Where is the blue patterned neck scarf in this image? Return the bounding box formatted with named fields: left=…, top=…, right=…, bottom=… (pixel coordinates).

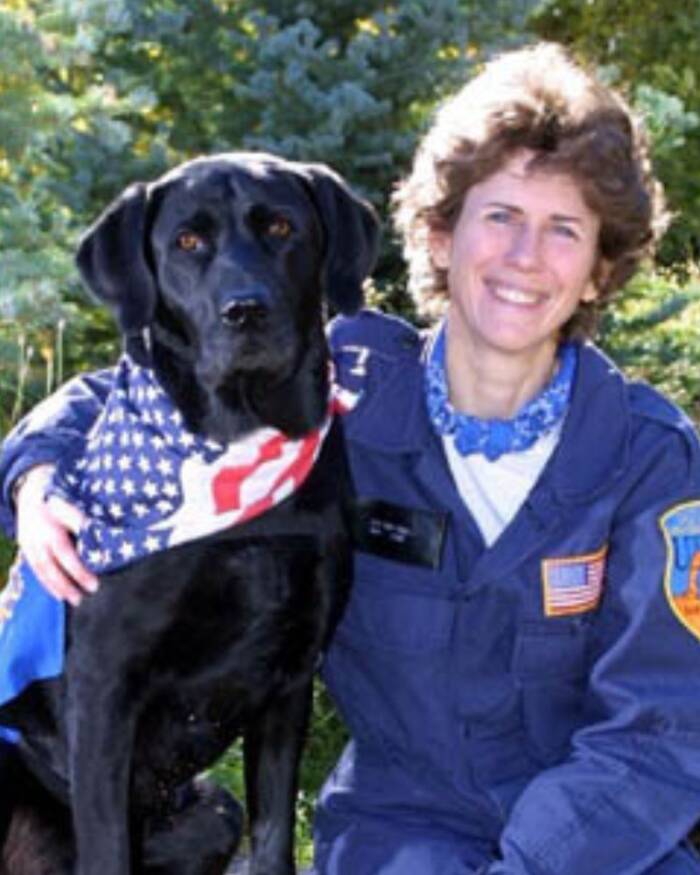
left=425, top=323, right=577, bottom=461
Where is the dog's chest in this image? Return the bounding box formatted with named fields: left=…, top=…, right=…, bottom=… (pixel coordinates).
left=80, top=531, right=338, bottom=798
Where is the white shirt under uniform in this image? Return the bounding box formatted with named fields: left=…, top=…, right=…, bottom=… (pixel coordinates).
left=443, top=423, right=562, bottom=547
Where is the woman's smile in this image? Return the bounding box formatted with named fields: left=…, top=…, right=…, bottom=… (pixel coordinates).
left=485, top=280, right=548, bottom=308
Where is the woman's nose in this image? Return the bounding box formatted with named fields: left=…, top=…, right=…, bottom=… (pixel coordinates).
left=505, top=225, right=542, bottom=271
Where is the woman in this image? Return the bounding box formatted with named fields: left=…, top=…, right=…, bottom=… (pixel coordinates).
left=2, top=43, right=700, bottom=874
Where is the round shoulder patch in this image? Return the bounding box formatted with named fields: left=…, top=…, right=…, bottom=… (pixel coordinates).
left=660, top=500, right=700, bottom=642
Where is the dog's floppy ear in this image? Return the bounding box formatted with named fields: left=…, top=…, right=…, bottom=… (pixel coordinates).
left=301, top=164, right=380, bottom=314
left=76, top=182, right=157, bottom=334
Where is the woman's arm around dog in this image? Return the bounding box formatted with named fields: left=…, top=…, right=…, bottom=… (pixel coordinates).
left=0, top=368, right=114, bottom=603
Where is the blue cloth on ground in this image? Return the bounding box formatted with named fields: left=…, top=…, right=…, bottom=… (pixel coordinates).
left=0, top=559, right=65, bottom=743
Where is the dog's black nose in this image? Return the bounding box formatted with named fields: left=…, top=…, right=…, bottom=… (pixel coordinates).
left=220, top=299, right=268, bottom=328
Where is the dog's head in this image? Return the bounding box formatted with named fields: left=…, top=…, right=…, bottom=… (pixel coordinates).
left=76, top=153, right=379, bottom=440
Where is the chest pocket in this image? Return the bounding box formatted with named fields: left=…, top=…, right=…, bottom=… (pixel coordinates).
left=337, top=552, right=454, bottom=654
left=512, top=619, right=591, bottom=763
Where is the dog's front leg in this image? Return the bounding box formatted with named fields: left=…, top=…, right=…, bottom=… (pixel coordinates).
left=244, top=679, right=313, bottom=875
left=67, top=672, right=137, bottom=875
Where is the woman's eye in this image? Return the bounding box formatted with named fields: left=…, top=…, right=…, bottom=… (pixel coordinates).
left=266, top=216, right=292, bottom=238
left=551, top=223, right=579, bottom=241
left=485, top=209, right=513, bottom=225
left=176, top=231, right=205, bottom=252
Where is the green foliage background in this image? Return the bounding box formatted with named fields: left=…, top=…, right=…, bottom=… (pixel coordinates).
left=1, top=0, right=700, bottom=862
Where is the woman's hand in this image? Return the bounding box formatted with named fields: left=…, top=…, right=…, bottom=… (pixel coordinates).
left=15, top=464, right=99, bottom=606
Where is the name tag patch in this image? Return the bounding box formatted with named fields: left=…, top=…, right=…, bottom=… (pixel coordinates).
left=350, top=498, right=447, bottom=569
left=541, top=545, right=607, bottom=617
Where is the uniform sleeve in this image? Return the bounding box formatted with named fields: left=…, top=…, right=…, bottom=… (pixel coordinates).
left=0, top=368, right=115, bottom=537
left=487, top=428, right=700, bottom=875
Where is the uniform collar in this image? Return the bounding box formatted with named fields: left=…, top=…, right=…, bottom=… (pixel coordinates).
left=346, top=338, right=630, bottom=505
left=548, top=342, right=630, bottom=504
left=344, top=345, right=432, bottom=453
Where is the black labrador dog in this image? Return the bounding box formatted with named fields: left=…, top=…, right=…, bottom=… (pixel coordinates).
left=0, top=153, right=378, bottom=875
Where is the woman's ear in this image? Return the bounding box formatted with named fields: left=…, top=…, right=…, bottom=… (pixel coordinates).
left=428, top=227, right=452, bottom=271
left=585, top=258, right=612, bottom=302
left=581, top=281, right=599, bottom=304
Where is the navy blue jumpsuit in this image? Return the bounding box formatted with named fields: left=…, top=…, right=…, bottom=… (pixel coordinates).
left=1, top=310, right=700, bottom=874
left=315, top=312, right=700, bottom=874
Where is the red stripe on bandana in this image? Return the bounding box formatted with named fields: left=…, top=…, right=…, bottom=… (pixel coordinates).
left=213, top=430, right=323, bottom=520
left=212, top=433, right=287, bottom=513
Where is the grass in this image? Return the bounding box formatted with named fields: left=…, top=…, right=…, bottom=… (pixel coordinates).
left=0, top=535, right=16, bottom=578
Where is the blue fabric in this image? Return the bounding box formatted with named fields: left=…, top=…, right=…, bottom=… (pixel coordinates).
left=0, top=559, right=65, bottom=742
left=425, top=322, right=577, bottom=460
left=1, top=310, right=700, bottom=873
left=648, top=844, right=700, bottom=875
left=315, top=821, right=485, bottom=875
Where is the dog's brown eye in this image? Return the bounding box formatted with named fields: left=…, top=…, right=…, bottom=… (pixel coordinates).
left=176, top=231, right=205, bottom=252
left=266, top=217, right=292, bottom=239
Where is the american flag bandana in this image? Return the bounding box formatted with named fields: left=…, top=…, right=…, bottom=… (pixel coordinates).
left=48, top=355, right=359, bottom=575
left=541, top=546, right=607, bottom=617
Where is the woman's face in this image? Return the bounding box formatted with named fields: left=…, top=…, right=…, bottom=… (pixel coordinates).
left=430, top=150, right=601, bottom=360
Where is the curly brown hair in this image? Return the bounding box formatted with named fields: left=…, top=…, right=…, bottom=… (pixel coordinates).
left=393, top=42, right=668, bottom=337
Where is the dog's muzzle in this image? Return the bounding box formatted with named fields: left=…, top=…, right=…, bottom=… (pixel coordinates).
left=220, top=297, right=269, bottom=329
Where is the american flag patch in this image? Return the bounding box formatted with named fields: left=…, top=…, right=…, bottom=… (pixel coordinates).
left=541, top=546, right=607, bottom=617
